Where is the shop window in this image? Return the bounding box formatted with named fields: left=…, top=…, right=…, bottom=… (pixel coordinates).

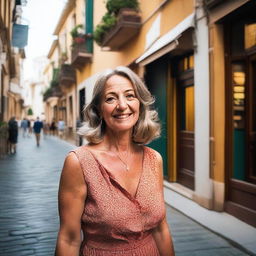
left=181, top=86, right=194, bottom=132
left=232, top=63, right=245, bottom=129
left=245, top=23, right=256, bottom=50
left=178, top=54, right=194, bottom=132
left=179, top=54, right=194, bottom=72
left=232, top=62, right=246, bottom=181
left=185, top=86, right=194, bottom=131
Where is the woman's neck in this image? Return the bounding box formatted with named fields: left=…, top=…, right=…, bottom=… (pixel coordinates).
left=102, top=129, right=133, bottom=152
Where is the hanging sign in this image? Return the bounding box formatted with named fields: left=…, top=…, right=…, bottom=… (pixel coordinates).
left=11, top=23, right=28, bottom=48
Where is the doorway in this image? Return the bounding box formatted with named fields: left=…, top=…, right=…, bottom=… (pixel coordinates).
left=176, top=54, right=195, bottom=190
left=225, top=12, right=256, bottom=226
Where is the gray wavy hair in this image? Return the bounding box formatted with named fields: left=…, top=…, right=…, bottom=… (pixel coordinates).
left=78, top=66, right=161, bottom=144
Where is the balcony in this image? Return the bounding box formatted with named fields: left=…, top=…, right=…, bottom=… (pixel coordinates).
left=71, top=37, right=92, bottom=69
left=101, top=9, right=141, bottom=50
left=59, top=64, right=76, bottom=87
left=43, top=85, right=62, bottom=102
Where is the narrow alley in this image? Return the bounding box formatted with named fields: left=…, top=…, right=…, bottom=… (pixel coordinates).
left=0, top=134, right=250, bottom=256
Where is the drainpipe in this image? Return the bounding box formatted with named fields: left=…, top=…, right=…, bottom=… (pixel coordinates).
left=193, top=0, right=214, bottom=210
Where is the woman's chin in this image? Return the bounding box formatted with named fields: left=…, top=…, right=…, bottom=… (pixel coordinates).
left=107, top=124, right=135, bottom=133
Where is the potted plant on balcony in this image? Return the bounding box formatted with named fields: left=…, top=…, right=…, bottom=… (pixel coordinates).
left=106, top=0, right=139, bottom=15
left=70, top=24, right=93, bottom=68
left=60, top=52, right=68, bottom=64
left=93, top=0, right=141, bottom=48
left=70, top=24, right=85, bottom=45
left=94, top=13, right=117, bottom=45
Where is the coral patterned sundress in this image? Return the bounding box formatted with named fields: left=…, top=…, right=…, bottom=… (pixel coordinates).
left=72, top=145, right=166, bottom=256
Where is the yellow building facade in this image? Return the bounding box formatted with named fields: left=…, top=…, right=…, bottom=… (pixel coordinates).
left=43, top=0, right=256, bottom=228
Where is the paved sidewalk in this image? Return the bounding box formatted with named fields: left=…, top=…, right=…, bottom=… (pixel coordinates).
left=0, top=134, right=251, bottom=255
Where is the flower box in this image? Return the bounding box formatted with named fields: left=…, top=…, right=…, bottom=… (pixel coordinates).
left=59, top=64, right=76, bottom=87
left=101, top=9, right=141, bottom=50
left=71, top=35, right=93, bottom=69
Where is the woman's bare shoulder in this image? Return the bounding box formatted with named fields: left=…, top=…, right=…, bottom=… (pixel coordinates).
left=61, top=152, right=86, bottom=190
left=145, top=146, right=163, bottom=164
left=65, top=151, right=80, bottom=166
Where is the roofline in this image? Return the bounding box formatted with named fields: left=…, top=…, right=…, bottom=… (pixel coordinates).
left=43, top=62, right=51, bottom=75
left=53, top=0, right=76, bottom=35
left=47, top=39, right=58, bottom=59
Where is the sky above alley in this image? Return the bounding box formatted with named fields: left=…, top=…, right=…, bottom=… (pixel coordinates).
left=22, top=0, right=67, bottom=79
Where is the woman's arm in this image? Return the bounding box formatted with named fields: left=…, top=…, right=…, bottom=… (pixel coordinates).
left=55, top=152, right=87, bottom=256
left=152, top=151, right=175, bottom=256
left=152, top=217, right=175, bottom=256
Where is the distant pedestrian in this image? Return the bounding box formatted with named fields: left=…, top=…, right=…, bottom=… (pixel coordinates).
left=50, top=119, right=57, bottom=136
left=28, top=119, right=32, bottom=136
left=43, top=122, right=50, bottom=138
left=33, top=117, right=43, bottom=146
left=20, top=118, right=28, bottom=137
left=8, top=116, right=18, bottom=154
left=57, top=118, right=65, bottom=139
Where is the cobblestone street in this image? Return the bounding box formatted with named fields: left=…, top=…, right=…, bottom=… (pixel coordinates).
left=0, top=133, right=251, bottom=255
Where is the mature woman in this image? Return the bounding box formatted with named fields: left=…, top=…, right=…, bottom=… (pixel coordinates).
left=55, top=66, right=175, bottom=256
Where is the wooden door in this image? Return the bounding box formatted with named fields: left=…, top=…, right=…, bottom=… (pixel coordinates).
left=176, top=55, right=195, bottom=190
left=248, top=55, right=256, bottom=184
left=225, top=59, right=256, bottom=227
left=223, top=2, right=256, bottom=227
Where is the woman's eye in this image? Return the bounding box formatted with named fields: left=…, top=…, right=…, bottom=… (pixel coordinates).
left=126, top=94, right=135, bottom=100
left=105, top=97, right=116, bottom=103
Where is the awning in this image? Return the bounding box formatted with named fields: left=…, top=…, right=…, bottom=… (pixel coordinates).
left=136, top=13, right=195, bottom=65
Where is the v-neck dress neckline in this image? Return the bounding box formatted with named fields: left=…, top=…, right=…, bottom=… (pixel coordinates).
left=84, top=146, right=146, bottom=200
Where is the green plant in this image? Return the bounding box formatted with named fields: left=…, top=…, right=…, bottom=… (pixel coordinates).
left=93, top=0, right=139, bottom=46
left=50, top=80, right=59, bottom=88
left=61, top=52, right=68, bottom=61
left=43, top=87, right=52, bottom=101
left=27, top=108, right=33, bottom=116
left=106, top=0, right=139, bottom=15
left=52, top=68, right=60, bottom=82
left=93, top=13, right=117, bottom=45
left=0, top=122, right=8, bottom=137
left=70, top=24, right=84, bottom=38
left=0, top=121, right=7, bottom=127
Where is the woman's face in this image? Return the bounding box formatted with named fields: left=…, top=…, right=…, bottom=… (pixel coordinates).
left=101, top=74, right=140, bottom=133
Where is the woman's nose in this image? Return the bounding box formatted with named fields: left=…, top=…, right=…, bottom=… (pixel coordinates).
left=117, top=96, right=128, bottom=110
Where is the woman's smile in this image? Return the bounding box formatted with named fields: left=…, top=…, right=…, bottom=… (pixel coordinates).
left=113, top=113, right=132, bottom=119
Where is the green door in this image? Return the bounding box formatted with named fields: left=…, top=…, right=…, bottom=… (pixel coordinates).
left=144, top=57, right=168, bottom=177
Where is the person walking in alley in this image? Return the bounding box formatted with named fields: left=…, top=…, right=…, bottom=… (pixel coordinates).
left=55, top=66, right=175, bottom=256
left=33, top=117, right=43, bottom=146
left=20, top=118, right=28, bottom=137
left=28, top=119, right=33, bottom=136
left=50, top=118, right=57, bottom=136
left=57, top=118, right=65, bottom=139
left=8, top=116, right=18, bottom=154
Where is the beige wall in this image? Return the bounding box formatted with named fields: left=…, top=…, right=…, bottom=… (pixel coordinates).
left=76, top=0, right=85, bottom=25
